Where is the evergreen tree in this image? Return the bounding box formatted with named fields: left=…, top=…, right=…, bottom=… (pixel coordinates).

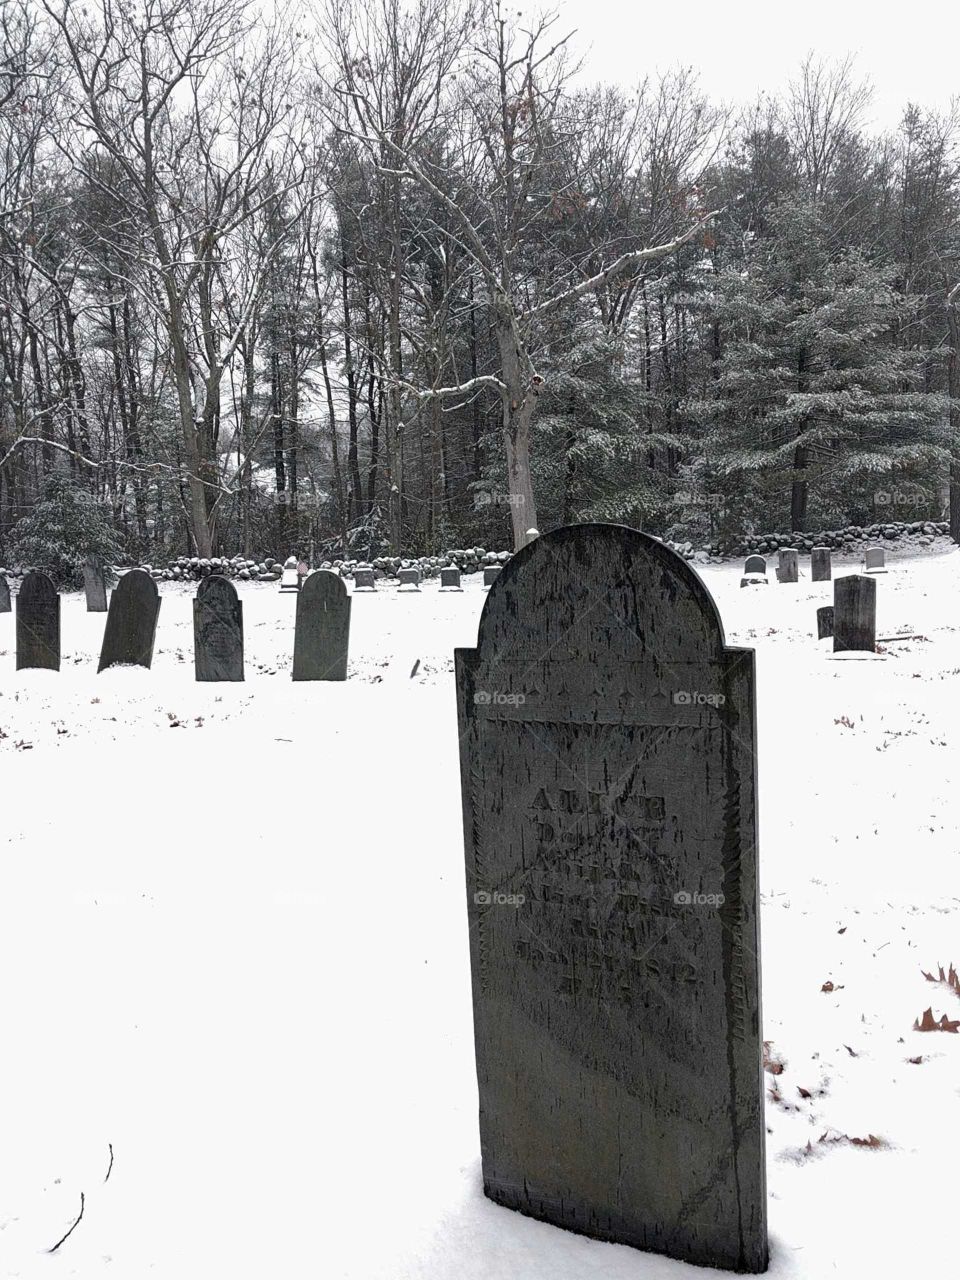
left=6, top=475, right=125, bottom=588
left=687, top=201, right=949, bottom=533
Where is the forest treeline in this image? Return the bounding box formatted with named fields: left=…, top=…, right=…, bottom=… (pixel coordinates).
left=2, top=0, right=959, bottom=562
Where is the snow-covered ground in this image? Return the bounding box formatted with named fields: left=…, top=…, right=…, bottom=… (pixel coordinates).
left=1, top=542, right=959, bottom=1279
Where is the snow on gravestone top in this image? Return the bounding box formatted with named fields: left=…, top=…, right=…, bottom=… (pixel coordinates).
left=98, top=568, right=161, bottom=672
left=292, top=569, right=350, bottom=681
left=454, top=522, right=767, bottom=1274
left=194, top=575, right=243, bottom=682
left=16, top=570, right=60, bottom=671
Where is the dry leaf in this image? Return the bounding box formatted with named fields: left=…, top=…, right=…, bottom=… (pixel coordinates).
left=913, top=1006, right=959, bottom=1033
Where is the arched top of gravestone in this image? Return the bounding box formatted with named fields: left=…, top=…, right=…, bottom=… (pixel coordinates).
left=197, top=573, right=238, bottom=602
left=118, top=567, right=159, bottom=601
left=474, top=523, right=727, bottom=661
left=300, top=568, right=347, bottom=603
left=19, top=569, right=57, bottom=602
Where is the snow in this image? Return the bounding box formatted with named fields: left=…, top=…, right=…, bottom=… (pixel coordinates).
left=1, top=542, right=959, bottom=1279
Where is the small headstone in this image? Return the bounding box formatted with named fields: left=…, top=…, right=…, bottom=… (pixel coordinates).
left=292, top=570, right=351, bottom=681
left=864, top=546, right=886, bottom=573
left=834, top=575, right=876, bottom=653
left=440, top=566, right=462, bottom=590
left=279, top=565, right=300, bottom=592
left=353, top=568, right=376, bottom=590
left=194, top=576, right=243, bottom=681
left=83, top=557, right=109, bottom=611
left=810, top=547, right=832, bottom=582
left=98, top=568, right=161, bottom=671
left=482, top=565, right=502, bottom=587
left=397, top=568, right=420, bottom=591
left=16, top=571, right=60, bottom=671
left=777, top=547, right=799, bottom=583
left=817, top=605, right=834, bottom=640
left=456, top=523, right=766, bottom=1273
left=743, top=555, right=766, bottom=575
left=0, top=575, right=10, bottom=613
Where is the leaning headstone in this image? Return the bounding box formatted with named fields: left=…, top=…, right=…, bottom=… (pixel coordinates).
left=16, top=571, right=60, bottom=671
left=817, top=605, right=835, bottom=640
left=193, top=575, right=243, bottom=682
left=810, top=547, right=832, bottom=582
left=455, top=523, right=766, bottom=1273
left=834, top=575, right=876, bottom=653
left=776, top=547, right=798, bottom=583
left=353, top=567, right=376, bottom=590
left=440, top=566, right=462, bottom=590
left=483, top=565, right=502, bottom=587
left=292, top=570, right=351, bottom=681
left=864, top=546, right=886, bottom=573
left=743, top=555, right=766, bottom=575
left=0, top=575, right=10, bottom=613
left=98, top=568, right=160, bottom=672
left=82, top=557, right=109, bottom=611
left=397, top=568, right=420, bottom=591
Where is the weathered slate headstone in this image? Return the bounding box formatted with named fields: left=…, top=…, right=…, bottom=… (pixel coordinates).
left=810, top=547, right=832, bottom=582
left=483, top=565, right=502, bottom=587
left=743, top=555, right=766, bottom=575
left=98, top=568, right=160, bottom=672
left=83, top=557, right=109, bottom=611
left=397, top=568, right=420, bottom=590
left=864, top=546, right=886, bottom=572
left=776, top=547, right=798, bottom=583
left=455, top=523, right=767, bottom=1273
left=194, top=575, right=243, bottom=682
left=817, top=605, right=835, bottom=640
left=0, top=575, right=10, bottom=613
left=834, top=575, right=875, bottom=653
left=16, top=571, right=60, bottom=671
left=292, top=570, right=350, bottom=681
left=440, top=566, right=462, bottom=590
left=353, top=567, right=376, bottom=590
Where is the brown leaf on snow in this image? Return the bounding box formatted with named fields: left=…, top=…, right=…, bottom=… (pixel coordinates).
left=843, top=1044, right=858, bottom=1056
left=906, top=1055, right=924, bottom=1064
left=921, top=963, right=960, bottom=999
left=818, top=1129, right=887, bottom=1150
left=913, top=1006, right=959, bottom=1033
left=762, top=1041, right=785, bottom=1075
left=797, top=1086, right=812, bottom=1099
left=821, top=980, right=844, bottom=992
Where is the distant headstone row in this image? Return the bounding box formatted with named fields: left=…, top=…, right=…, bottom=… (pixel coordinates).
left=11, top=569, right=351, bottom=682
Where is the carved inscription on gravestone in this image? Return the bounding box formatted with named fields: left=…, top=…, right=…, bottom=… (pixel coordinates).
left=455, top=523, right=767, bottom=1273
left=194, top=575, right=243, bottom=681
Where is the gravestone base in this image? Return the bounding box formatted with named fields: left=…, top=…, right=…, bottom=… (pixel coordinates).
left=740, top=574, right=768, bottom=588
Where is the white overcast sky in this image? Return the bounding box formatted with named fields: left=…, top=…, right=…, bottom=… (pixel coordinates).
left=558, top=0, right=956, bottom=131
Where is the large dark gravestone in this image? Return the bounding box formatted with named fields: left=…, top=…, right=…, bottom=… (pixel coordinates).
left=98, top=568, right=161, bottom=672
left=16, top=571, right=60, bottom=671
left=455, top=523, right=767, bottom=1273
left=194, top=575, right=243, bottom=681
left=83, top=557, right=108, bottom=611
left=0, top=575, right=10, bottom=613
left=833, top=575, right=875, bottom=653
left=292, top=569, right=350, bottom=681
